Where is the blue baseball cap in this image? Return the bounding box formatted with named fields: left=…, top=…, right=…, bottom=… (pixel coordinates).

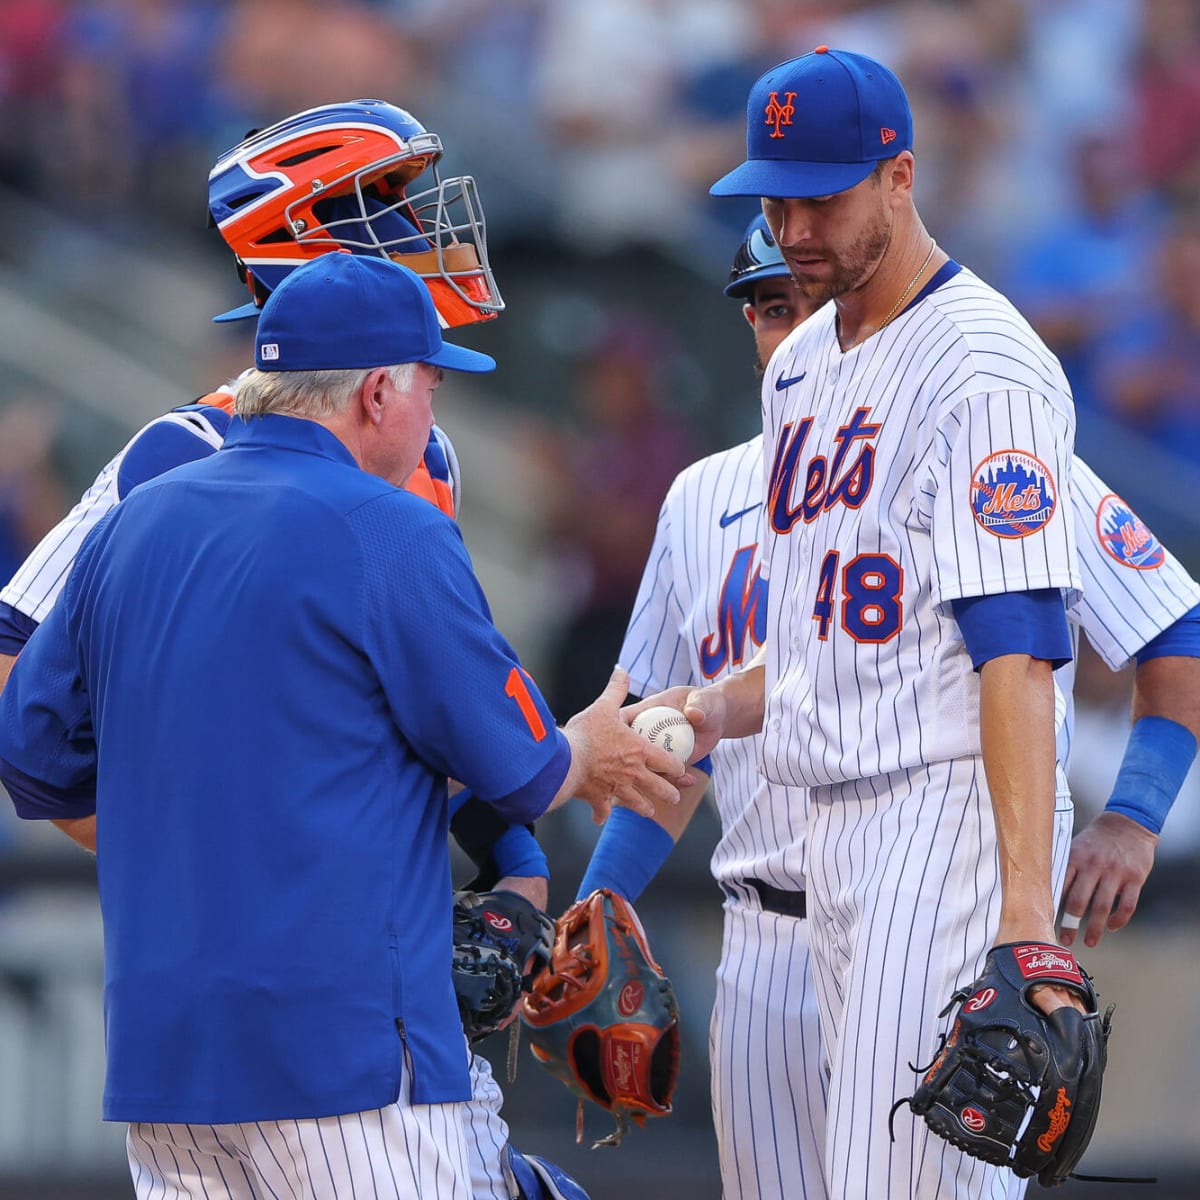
left=724, top=213, right=789, bottom=298
left=711, top=47, right=913, bottom=199
left=213, top=197, right=432, bottom=323
left=254, top=253, right=496, bottom=374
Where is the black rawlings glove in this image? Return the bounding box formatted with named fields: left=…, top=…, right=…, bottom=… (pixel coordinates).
left=905, top=942, right=1112, bottom=1187
left=451, top=889, right=555, bottom=1043
left=519, top=889, right=680, bottom=1147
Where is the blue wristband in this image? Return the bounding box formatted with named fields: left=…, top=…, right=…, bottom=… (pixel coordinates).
left=491, top=824, right=549, bottom=880
left=576, top=806, right=675, bottom=903
left=1105, top=715, right=1197, bottom=834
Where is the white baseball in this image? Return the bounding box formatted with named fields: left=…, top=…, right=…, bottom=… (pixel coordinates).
left=631, top=705, right=695, bottom=767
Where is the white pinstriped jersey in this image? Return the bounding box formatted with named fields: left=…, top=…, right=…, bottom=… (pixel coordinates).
left=761, top=266, right=1081, bottom=788
left=0, top=407, right=228, bottom=625
left=1056, top=456, right=1200, bottom=779
left=618, top=435, right=807, bottom=893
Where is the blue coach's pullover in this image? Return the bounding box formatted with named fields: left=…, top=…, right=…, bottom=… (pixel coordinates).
left=0, top=415, right=570, bottom=1124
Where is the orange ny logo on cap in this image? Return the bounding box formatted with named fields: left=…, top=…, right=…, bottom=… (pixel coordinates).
left=764, top=91, right=797, bottom=139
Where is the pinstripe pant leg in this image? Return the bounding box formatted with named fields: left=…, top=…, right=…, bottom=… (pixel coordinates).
left=128, top=1122, right=262, bottom=1200
left=807, top=762, right=1019, bottom=1200
left=462, top=1052, right=516, bottom=1200
left=710, top=901, right=829, bottom=1200
left=235, top=1102, right=474, bottom=1200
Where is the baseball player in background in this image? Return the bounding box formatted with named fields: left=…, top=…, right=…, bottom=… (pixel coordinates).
left=623, top=46, right=1088, bottom=1198
left=0, top=254, right=683, bottom=1200
left=0, top=101, right=590, bottom=1200
left=580, top=208, right=1200, bottom=1198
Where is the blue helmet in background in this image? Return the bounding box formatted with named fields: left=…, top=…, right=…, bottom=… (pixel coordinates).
left=724, top=212, right=789, bottom=299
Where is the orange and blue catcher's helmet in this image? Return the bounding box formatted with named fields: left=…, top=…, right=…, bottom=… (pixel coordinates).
left=207, top=99, right=503, bottom=328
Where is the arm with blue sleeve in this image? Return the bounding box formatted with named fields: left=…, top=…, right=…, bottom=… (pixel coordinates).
left=579, top=636, right=772, bottom=903
left=574, top=683, right=714, bottom=902
left=1060, top=603, right=1200, bottom=948
left=575, top=769, right=710, bottom=903
left=356, top=496, right=683, bottom=828
left=0, top=573, right=100, bottom=851
left=951, top=589, right=1074, bottom=949
left=450, top=786, right=549, bottom=898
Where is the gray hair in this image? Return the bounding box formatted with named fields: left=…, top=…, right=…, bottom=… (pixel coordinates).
left=235, top=362, right=419, bottom=419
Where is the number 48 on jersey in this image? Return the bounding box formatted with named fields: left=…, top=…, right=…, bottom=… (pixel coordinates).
left=812, top=551, right=903, bottom=643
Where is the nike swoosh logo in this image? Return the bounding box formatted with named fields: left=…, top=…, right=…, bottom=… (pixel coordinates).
left=719, top=502, right=762, bottom=528
left=775, top=371, right=807, bottom=391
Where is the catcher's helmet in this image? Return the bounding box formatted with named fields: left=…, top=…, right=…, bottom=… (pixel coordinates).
left=208, top=99, right=502, bottom=327
left=724, top=212, right=789, bottom=299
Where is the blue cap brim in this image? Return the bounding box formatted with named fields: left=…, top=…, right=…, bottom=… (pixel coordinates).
left=212, top=301, right=262, bottom=324
left=711, top=157, right=878, bottom=199
left=425, top=342, right=496, bottom=374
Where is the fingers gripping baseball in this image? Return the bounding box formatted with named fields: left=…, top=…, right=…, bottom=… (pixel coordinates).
left=622, top=684, right=726, bottom=762
left=561, top=669, right=686, bottom=824
left=1060, top=812, right=1158, bottom=947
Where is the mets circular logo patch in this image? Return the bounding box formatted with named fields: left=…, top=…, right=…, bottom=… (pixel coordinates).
left=970, top=451, right=1057, bottom=539
left=1095, top=493, right=1165, bottom=570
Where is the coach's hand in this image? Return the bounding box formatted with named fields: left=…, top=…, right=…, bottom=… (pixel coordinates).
left=624, top=684, right=733, bottom=763
left=1059, top=811, right=1158, bottom=948
left=557, top=669, right=688, bottom=825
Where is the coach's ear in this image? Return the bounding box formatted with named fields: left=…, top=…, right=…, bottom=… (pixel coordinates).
left=360, top=367, right=393, bottom=427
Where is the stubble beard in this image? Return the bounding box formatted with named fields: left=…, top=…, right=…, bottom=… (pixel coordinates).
left=787, top=214, right=892, bottom=305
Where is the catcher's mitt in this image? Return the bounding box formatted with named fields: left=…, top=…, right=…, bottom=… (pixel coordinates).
left=452, top=889, right=555, bottom=1043
left=903, top=942, right=1112, bottom=1187
left=519, top=888, right=680, bottom=1148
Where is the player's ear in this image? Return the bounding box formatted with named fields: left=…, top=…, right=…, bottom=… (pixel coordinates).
left=886, top=151, right=915, bottom=200
left=743, top=302, right=757, bottom=329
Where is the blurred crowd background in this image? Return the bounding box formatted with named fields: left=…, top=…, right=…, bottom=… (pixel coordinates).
left=1, top=0, right=1199, bottom=1196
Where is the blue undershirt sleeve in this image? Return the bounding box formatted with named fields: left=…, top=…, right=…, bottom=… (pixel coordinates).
left=1135, top=603, right=1200, bottom=664
left=951, top=589, right=1073, bottom=671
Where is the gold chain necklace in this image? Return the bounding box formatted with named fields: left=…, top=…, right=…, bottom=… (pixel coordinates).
left=846, top=238, right=937, bottom=349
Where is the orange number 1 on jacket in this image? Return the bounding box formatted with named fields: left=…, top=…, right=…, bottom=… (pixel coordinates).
left=505, top=667, right=548, bottom=741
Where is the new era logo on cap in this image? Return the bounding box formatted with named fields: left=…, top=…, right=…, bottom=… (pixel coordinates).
left=711, top=46, right=914, bottom=199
